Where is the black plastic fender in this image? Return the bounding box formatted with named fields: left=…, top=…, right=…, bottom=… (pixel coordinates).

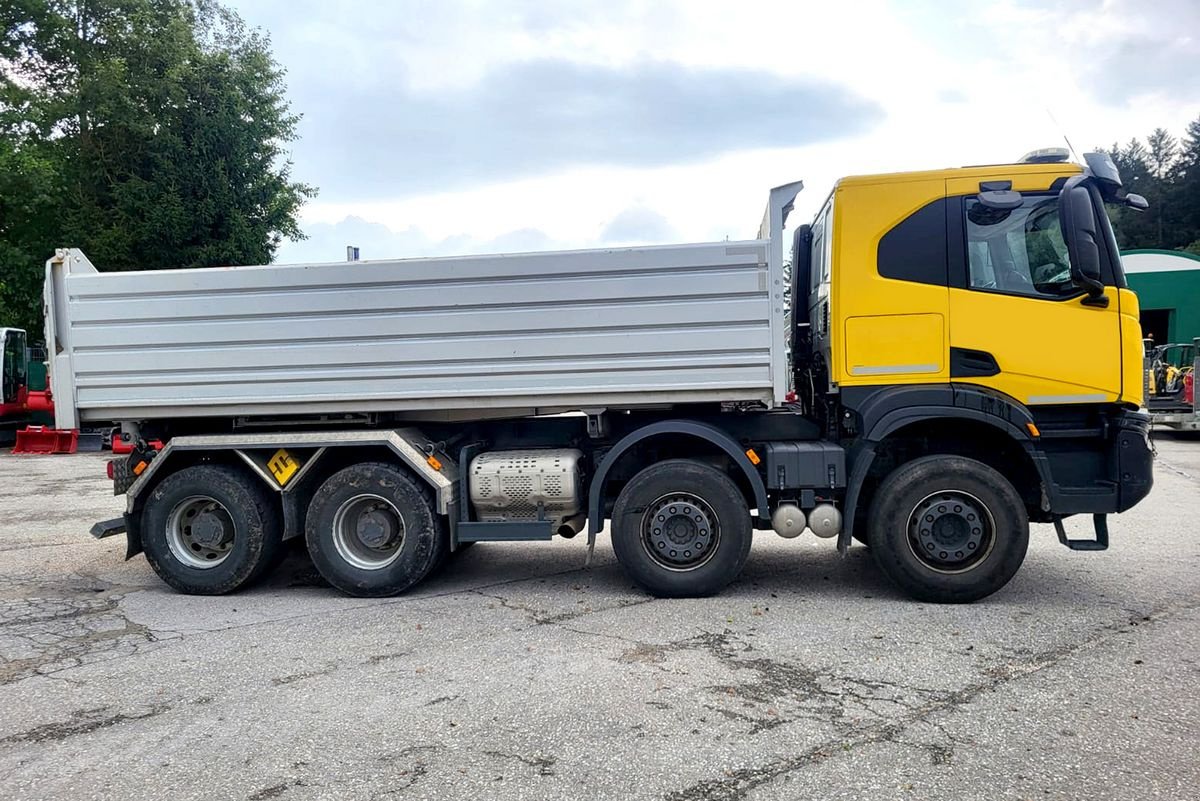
left=838, top=384, right=1054, bottom=552
left=586, top=419, right=770, bottom=535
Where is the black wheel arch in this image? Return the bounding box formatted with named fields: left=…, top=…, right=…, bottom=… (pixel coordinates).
left=587, top=420, right=770, bottom=534
left=839, top=384, right=1054, bottom=551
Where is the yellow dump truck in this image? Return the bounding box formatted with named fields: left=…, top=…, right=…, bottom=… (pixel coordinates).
left=51, top=149, right=1153, bottom=602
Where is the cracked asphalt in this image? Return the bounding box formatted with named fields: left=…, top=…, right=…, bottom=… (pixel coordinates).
left=1, top=436, right=1198, bottom=801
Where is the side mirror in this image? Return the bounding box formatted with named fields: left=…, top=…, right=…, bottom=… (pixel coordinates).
left=1059, top=180, right=1105, bottom=303
left=1124, top=193, right=1149, bottom=211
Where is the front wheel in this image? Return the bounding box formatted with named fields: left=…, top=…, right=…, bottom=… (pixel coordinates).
left=611, top=459, right=752, bottom=598
left=867, top=455, right=1029, bottom=603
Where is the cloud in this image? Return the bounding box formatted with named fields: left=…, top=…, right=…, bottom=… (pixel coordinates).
left=937, top=88, right=968, bottom=104
left=600, top=206, right=676, bottom=243
left=1089, top=33, right=1200, bottom=105
left=277, top=216, right=563, bottom=264
left=278, top=205, right=684, bottom=264
left=293, top=59, right=882, bottom=202
left=975, top=0, right=1200, bottom=107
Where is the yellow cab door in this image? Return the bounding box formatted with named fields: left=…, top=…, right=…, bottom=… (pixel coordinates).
left=945, top=174, right=1122, bottom=406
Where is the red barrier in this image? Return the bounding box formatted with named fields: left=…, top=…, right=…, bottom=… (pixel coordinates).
left=13, top=426, right=79, bottom=454
left=112, top=437, right=164, bottom=454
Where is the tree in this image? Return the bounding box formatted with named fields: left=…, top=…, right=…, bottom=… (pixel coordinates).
left=1101, top=116, right=1200, bottom=253
left=0, top=0, right=314, bottom=339
left=1146, top=128, right=1179, bottom=179
left=1105, top=138, right=1156, bottom=249
left=1170, top=114, right=1200, bottom=251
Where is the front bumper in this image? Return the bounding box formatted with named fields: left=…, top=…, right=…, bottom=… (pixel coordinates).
left=1113, top=410, right=1154, bottom=511
left=1035, top=408, right=1153, bottom=516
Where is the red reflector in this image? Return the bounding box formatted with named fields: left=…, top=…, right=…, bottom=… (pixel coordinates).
left=106, top=461, right=115, bottom=480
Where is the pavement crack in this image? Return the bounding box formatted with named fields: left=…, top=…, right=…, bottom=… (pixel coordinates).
left=0, top=595, right=178, bottom=686
left=472, top=589, right=655, bottom=626
left=483, top=749, right=558, bottom=776
left=271, top=664, right=336, bottom=685
left=662, top=595, right=1200, bottom=801
left=247, top=778, right=310, bottom=800
left=371, top=744, right=443, bottom=798
left=0, top=703, right=169, bottom=744
left=1153, top=455, right=1199, bottom=486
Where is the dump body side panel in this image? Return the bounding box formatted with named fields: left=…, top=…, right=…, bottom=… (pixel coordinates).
left=49, top=242, right=780, bottom=423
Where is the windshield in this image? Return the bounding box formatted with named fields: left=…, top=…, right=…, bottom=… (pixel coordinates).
left=966, top=195, right=1076, bottom=297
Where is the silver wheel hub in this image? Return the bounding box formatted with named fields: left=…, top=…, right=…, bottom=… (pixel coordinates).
left=332, top=494, right=407, bottom=571
left=166, top=496, right=235, bottom=570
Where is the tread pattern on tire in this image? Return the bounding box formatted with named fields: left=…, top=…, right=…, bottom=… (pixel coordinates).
left=141, top=463, right=284, bottom=595
left=611, top=459, right=752, bottom=598
left=305, top=462, right=447, bottom=597
left=866, top=455, right=1029, bottom=604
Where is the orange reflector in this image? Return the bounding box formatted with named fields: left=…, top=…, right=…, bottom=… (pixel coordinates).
left=426, top=454, right=443, bottom=471
left=1025, top=422, right=1041, bottom=438
left=132, top=460, right=148, bottom=476
left=745, top=448, right=761, bottom=466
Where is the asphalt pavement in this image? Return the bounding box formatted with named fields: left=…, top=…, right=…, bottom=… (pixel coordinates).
left=1, top=434, right=1198, bottom=801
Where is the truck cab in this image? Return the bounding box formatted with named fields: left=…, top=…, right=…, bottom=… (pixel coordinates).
left=806, top=151, right=1141, bottom=404
left=793, top=150, right=1152, bottom=574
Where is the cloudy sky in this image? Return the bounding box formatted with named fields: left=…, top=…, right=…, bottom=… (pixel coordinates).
left=223, top=0, right=1200, bottom=264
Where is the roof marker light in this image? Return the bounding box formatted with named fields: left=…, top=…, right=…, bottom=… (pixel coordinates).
left=1019, top=147, right=1071, bottom=164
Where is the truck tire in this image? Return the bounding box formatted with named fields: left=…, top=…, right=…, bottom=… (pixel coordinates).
left=867, top=455, right=1028, bottom=603
left=611, top=459, right=752, bottom=598
left=305, top=463, right=447, bottom=597
left=141, top=464, right=284, bottom=595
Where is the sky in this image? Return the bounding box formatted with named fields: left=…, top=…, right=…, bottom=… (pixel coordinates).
left=222, top=0, right=1200, bottom=264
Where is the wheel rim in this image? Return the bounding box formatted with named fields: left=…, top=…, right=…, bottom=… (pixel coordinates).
left=331, top=494, right=406, bottom=571
left=640, top=492, right=721, bottom=572
left=167, top=495, right=236, bottom=569
left=905, top=490, right=996, bottom=574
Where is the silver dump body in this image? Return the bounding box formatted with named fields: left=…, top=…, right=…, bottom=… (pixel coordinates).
left=45, top=182, right=801, bottom=428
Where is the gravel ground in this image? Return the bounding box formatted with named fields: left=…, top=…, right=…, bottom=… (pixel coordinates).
left=0, top=435, right=1198, bottom=801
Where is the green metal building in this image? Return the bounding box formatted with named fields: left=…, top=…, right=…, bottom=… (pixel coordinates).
left=1122, top=250, right=1200, bottom=346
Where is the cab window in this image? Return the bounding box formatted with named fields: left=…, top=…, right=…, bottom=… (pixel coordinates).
left=965, top=196, right=1076, bottom=298
left=2, top=330, right=27, bottom=404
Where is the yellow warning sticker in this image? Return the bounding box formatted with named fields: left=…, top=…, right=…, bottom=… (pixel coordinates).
left=267, top=448, right=299, bottom=486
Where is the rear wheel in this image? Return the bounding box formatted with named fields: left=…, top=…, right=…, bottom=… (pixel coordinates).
left=611, top=459, right=752, bottom=598
left=305, top=463, right=446, bottom=597
left=867, top=455, right=1028, bottom=603
left=141, top=464, right=283, bottom=595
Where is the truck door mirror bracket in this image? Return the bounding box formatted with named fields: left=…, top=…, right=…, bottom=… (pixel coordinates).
left=977, top=181, right=1023, bottom=210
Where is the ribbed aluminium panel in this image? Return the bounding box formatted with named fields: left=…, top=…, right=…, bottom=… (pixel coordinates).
left=55, top=242, right=776, bottom=422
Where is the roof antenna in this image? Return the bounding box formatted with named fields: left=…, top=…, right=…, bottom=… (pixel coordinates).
left=1045, top=107, right=1081, bottom=162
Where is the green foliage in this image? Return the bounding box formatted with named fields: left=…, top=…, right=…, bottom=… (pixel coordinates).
left=1103, top=115, right=1200, bottom=254
left=0, top=0, right=315, bottom=339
